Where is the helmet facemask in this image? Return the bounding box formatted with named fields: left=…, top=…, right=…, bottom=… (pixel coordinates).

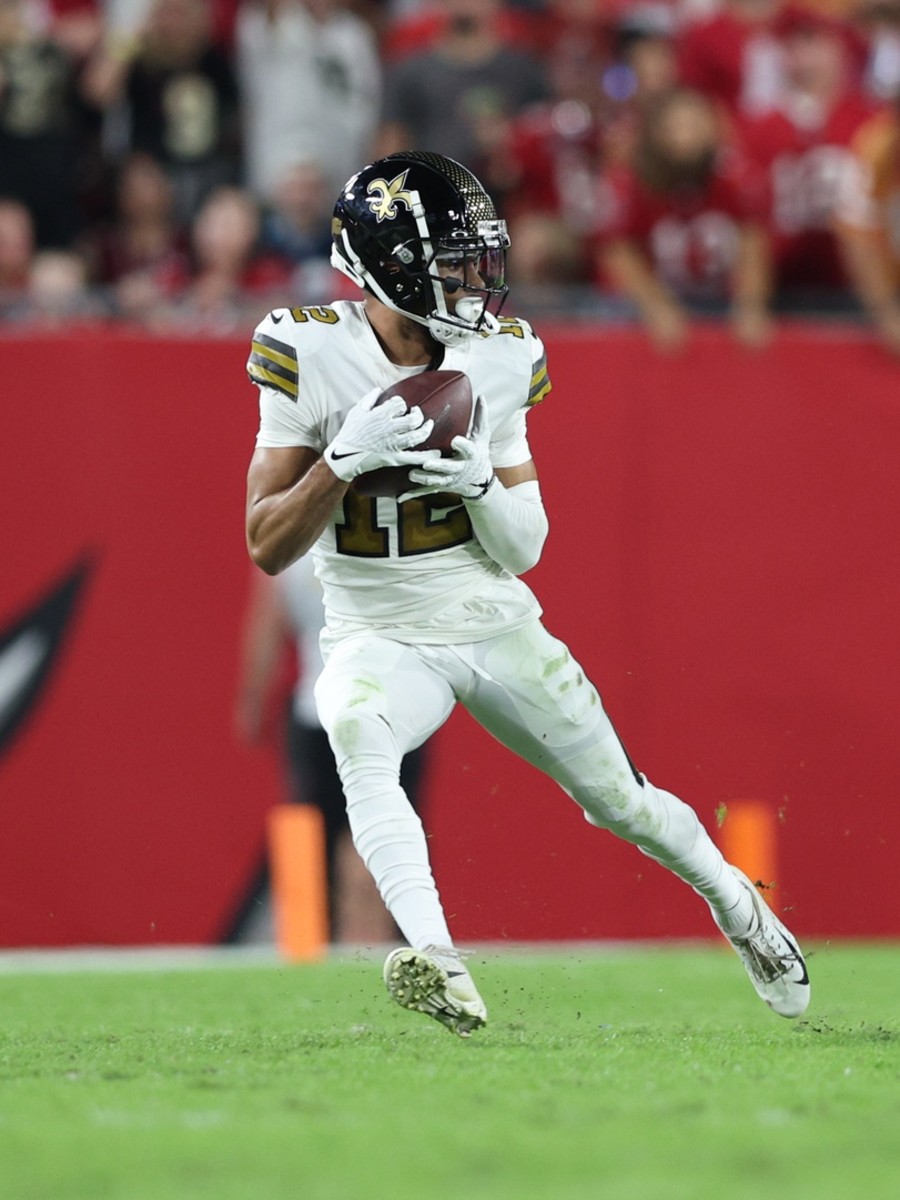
left=421, top=218, right=510, bottom=345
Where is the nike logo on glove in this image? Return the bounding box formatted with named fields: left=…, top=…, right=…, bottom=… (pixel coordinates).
left=328, top=449, right=359, bottom=461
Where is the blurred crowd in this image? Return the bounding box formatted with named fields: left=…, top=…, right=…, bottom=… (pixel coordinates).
left=2, top=0, right=900, bottom=350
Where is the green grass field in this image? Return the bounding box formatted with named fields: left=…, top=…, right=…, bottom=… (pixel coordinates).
left=1, top=943, right=898, bottom=1200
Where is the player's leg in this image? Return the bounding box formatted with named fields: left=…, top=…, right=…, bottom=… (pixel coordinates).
left=314, top=635, right=486, bottom=1035
left=456, top=621, right=809, bottom=1017
left=452, top=622, right=743, bottom=909
left=315, top=634, right=454, bottom=946
left=332, top=746, right=427, bottom=945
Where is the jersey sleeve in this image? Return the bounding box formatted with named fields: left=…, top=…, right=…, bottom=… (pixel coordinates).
left=527, top=333, right=551, bottom=407
left=248, top=311, right=323, bottom=450
left=489, top=323, right=549, bottom=467
left=247, top=311, right=299, bottom=400
left=491, top=408, right=531, bottom=469
left=255, top=389, right=323, bottom=449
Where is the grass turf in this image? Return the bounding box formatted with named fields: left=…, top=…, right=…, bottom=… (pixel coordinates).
left=0, top=943, right=898, bottom=1200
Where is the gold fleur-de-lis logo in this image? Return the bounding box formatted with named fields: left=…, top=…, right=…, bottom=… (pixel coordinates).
left=366, top=171, right=414, bottom=222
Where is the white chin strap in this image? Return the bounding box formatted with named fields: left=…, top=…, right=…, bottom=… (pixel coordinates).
left=427, top=297, right=500, bottom=346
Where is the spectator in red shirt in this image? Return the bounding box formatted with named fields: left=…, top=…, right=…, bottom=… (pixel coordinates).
left=528, top=0, right=614, bottom=64
left=498, top=5, right=679, bottom=288
left=737, top=8, right=883, bottom=302
left=597, top=87, right=773, bottom=349
left=678, top=0, right=788, bottom=119
left=500, top=26, right=611, bottom=285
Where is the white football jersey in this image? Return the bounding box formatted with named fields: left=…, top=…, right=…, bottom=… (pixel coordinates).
left=249, top=300, right=552, bottom=644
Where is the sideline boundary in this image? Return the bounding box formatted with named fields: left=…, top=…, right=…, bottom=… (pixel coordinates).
left=0, top=940, right=712, bottom=975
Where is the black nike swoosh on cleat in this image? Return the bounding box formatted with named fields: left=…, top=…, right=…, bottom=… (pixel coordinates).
left=446, top=970, right=466, bottom=979
left=271, top=312, right=284, bottom=323
left=781, top=933, right=810, bottom=985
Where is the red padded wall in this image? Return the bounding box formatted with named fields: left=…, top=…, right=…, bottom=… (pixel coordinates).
left=1, top=323, right=897, bottom=945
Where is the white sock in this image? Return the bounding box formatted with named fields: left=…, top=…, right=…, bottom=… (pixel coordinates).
left=344, top=776, right=453, bottom=950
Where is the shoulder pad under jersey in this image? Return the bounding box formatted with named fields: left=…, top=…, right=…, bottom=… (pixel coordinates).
left=246, top=304, right=346, bottom=401
left=491, top=314, right=552, bottom=407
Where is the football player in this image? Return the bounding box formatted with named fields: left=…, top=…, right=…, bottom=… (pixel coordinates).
left=244, top=150, right=809, bottom=1037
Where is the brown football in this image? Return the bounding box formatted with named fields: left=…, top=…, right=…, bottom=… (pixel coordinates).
left=354, top=370, right=475, bottom=498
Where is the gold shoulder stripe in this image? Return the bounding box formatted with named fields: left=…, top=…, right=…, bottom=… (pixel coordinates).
left=251, top=337, right=295, bottom=374
left=247, top=360, right=299, bottom=400
left=528, top=360, right=551, bottom=405
left=248, top=348, right=297, bottom=387
left=248, top=351, right=297, bottom=386
left=528, top=376, right=552, bottom=406
left=255, top=331, right=297, bottom=360
left=247, top=329, right=299, bottom=400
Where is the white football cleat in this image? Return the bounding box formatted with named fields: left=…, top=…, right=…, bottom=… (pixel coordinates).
left=383, top=945, right=487, bottom=1038
left=715, top=867, right=810, bottom=1018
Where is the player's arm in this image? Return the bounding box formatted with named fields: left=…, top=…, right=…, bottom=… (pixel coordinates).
left=835, top=223, right=900, bottom=355
left=466, top=457, right=548, bottom=576
left=831, top=125, right=900, bottom=355
left=494, top=460, right=538, bottom=488
left=247, top=388, right=439, bottom=574
left=246, top=445, right=348, bottom=575
left=600, top=237, right=689, bottom=351
left=730, top=221, right=774, bottom=348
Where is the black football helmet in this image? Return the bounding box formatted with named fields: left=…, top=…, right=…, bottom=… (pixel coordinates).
left=331, top=151, right=509, bottom=346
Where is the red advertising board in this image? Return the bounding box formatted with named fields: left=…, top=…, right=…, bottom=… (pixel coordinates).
left=2, top=323, right=898, bottom=945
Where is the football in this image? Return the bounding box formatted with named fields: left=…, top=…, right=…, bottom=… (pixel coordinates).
left=354, top=370, right=475, bottom=498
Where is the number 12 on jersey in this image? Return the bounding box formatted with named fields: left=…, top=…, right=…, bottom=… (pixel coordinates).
left=336, top=491, right=473, bottom=557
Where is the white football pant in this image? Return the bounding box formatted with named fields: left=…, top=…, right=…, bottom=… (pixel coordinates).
left=314, top=619, right=748, bottom=949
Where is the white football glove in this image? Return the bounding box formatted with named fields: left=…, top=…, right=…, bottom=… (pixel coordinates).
left=399, top=395, right=494, bottom=502
left=323, top=386, right=439, bottom=483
